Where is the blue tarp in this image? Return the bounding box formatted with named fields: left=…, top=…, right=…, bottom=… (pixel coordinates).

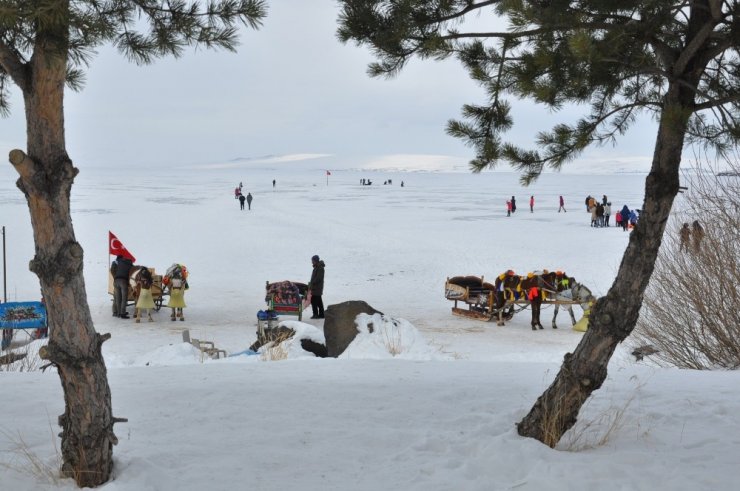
left=228, top=349, right=259, bottom=357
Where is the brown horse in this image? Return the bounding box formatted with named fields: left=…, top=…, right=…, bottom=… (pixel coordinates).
left=497, top=273, right=525, bottom=326
left=132, top=267, right=155, bottom=323
left=496, top=270, right=585, bottom=330
left=520, top=274, right=546, bottom=330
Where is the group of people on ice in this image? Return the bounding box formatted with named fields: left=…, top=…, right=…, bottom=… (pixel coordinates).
left=505, top=195, right=567, bottom=215
left=234, top=182, right=254, bottom=210
left=584, top=194, right=638, bottom=230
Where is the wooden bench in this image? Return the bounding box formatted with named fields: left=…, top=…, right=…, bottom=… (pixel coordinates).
left=182, top=329, right=226, bottom=359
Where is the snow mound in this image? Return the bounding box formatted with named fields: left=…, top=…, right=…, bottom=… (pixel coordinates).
left=106, top=342, right=204, bottom=368
left=254, top=321, right=326, bottom=360
left=341, top=313, right=449, bottom=360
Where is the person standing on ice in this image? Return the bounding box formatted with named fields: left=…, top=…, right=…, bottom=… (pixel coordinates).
left=112, top=255, right=134, bottom=319
left=679, top=223, right=691, bottom=251
left=511, top=196, right=517, bottom=213
left=620, top=205, right=631, bottom=231
left=558, top=195, right=566, bottom=212
left=506, top=200, right=512, bottom=217
left=239, top=194, right=246, bottom=210
left=246, top=192, right=253, bottom=210
left=529, top=195, right=534, bottom=213
left=308, top=255, right=325, bottom=319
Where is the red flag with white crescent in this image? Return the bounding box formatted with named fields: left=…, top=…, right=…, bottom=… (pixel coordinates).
left=109, top=231, right=136, bottom=262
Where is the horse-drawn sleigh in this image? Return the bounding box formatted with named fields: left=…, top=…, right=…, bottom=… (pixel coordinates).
left=445, top=270, right=595, bottom=330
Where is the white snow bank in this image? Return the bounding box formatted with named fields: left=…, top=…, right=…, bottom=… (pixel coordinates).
left=341, top=313, right=449, bottom=360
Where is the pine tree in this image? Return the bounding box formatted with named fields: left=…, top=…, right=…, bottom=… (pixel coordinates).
left=338, top=0, right=739, bottom=446
left=0, top=1, right=266, bottom=486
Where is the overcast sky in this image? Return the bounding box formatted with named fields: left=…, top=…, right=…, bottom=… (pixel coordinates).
left=0, top=1, right=659, bottom=172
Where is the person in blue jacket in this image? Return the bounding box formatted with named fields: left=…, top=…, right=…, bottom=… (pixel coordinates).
left=620, top=205, right=630, bottom=231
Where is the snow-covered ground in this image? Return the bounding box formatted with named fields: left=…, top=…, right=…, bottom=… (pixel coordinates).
left=1, top=160, right=738, bottom=490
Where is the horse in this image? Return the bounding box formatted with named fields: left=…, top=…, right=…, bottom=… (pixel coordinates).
left=495, top=270, right=595, bottom=330
left=164, top=263, right=188, bottom=321
left=549, top=276, right=596, bottom=329
left=520, top=274, right=546, bottom=330
left=131, top=267, right=156, bottom=323
left=497, top=273, right=524, bottom=326
left=495, top=271, right=550, bottom=330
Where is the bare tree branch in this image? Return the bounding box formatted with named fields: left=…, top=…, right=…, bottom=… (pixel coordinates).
left=0, top=40, right=29, bottom=92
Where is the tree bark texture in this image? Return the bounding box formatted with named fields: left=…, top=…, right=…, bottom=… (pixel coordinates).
left=516, top=0, right=715, bottom=444
left=9, top=21, right=122, bottom=487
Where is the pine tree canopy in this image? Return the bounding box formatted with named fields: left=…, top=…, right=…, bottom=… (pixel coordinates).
left=337, top=1, right=740, bottom=183
left=0, top=0, right=268, bottom=116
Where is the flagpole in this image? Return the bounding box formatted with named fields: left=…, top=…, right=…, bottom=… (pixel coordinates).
left=2, top=226, right=7, bottom=303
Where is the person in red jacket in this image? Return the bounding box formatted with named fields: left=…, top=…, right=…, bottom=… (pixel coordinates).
left=529, top=195, right=535, bottom=213
left=558, top=195, right=566, bottom=212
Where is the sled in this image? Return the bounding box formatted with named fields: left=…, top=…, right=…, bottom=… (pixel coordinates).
left=445, top=275, right=504, bottom=321
left=265, top=281, right=307, bottom=321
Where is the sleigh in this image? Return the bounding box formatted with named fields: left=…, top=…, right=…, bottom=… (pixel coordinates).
left=445, top=274, right=595, bottom=329
left=265, top=281, right=307, bottom=321
left=108, top=266, right=167, bottom=311
left=445, top=275, right=514, bottom=321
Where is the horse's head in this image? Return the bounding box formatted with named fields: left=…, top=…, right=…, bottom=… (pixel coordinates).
left=540, top=271, right=557, bottom=289
left=503, top=274, right=521, bottom=290
left=572, top=282, right=596, bottom=307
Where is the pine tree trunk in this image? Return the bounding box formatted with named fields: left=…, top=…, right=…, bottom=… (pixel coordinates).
left=516, top=84, right=695, bottom=446
left=9, top=28, right=122, bottom=488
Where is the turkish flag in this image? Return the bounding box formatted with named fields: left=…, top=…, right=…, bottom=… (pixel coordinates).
left=109, top=231, right=136, bottom=262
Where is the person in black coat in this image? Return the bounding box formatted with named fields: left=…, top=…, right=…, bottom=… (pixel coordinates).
left=510, top=196, right=517, bottom=213
left=112, top=255, right=134, bottom=318
left=309, top=255, right=325, bottom=319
